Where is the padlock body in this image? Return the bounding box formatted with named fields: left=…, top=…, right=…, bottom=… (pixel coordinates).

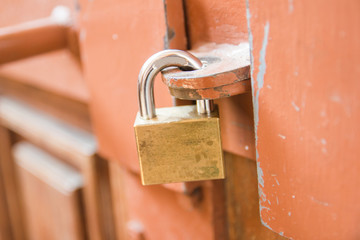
left=134, top=105, right=224, bottom=185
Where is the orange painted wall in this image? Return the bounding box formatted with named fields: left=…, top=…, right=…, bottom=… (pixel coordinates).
left=247, top=0, right=360, bottom=239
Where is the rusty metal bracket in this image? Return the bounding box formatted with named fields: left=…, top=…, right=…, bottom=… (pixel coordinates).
left=161, top=42, right=251, bottom=100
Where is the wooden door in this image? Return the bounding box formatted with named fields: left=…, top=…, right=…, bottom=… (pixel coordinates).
left=76, top=0, right=285, bottom=239
left=1, top=0, right=359, bottom=239
left=247, top=0, right=360, bottom=239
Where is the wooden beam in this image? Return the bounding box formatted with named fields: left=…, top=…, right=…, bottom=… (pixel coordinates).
left=0, top=17, right=68, bottom=64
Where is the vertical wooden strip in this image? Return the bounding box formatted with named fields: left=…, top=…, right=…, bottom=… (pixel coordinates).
left=79, top=158, right=105, bottom=240
left=96, top=157, right=116, bottom=240
left=163, top=0, right=187, bottom=50
left=0, top=162, right=13, bottom=240
left=82, top=156, right=116, bottom=240
left=210, top=179, right=228, bottom=240
left=108, top=161, right=128, bottom=240
left=225, top=152, right=287, bottom=240
left=0, top=126, right=26, bottom=240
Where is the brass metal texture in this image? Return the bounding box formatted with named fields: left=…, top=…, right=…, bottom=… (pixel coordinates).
left=134, top=105, right=224, bottom=185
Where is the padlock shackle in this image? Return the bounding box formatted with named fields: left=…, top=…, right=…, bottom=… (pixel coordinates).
left=138, top=50, right=202, bottom=119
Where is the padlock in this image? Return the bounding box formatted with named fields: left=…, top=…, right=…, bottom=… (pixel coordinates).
left=134, top=50, right=225, bottom=185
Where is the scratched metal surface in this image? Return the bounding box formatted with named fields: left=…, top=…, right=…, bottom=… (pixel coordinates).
left=161, top=43, right=251, bottom=100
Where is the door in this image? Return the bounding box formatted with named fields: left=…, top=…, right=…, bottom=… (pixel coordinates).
left=246, top=0, right=360, bottom=239
left=1, top=0, right=358, bottom=239
left=76, top=0, right=285, bottom=239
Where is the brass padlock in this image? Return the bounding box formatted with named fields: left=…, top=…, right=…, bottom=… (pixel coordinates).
left=134, top=50, right=225, bottom=185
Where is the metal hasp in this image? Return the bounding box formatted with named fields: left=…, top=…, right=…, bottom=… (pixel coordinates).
left=161, top=42, right=251, bottom=100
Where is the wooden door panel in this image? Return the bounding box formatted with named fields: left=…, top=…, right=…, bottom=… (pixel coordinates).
left=76, top=1, right=273, bottom=240
left=109, top=151, right=292, bottom=240
left=14, top=142, right=85, bottom=240
left=184, top=0, right=248, bottom=47
left=109, top=161, right=226, bottom=240
left=0, top=96, right=115, bottom=240
left=0, top=96, right=96, bottom=165
left=77, top=0, right=187, bottom=171
left=247, top=0, right=360, bottom=239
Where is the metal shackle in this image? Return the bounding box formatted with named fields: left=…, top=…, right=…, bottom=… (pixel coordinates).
left=138, top=50, right=203, bottom=120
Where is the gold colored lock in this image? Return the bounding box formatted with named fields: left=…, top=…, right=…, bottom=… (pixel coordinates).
left=134, top=50, right=225, bottom=185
